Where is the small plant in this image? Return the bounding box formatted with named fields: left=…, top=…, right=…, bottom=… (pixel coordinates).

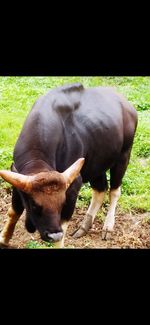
left=26, top=240, right=53, bottom=249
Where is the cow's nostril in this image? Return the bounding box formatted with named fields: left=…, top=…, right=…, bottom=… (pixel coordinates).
left=47, top=232, right=63, bottom=242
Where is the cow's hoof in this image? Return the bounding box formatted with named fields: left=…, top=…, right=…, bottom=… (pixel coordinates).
left=72, top=226, right=87, bottom=239
left=72, top=214, right=93, bottom=239
left=0, top=242, right=9, bottom=249
left=102, top=229, right=112, bottom=240
left=0, top=235, right=8, bottom=248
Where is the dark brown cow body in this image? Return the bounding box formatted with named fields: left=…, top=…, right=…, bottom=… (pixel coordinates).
left=0, top=83, right=138, bottom=247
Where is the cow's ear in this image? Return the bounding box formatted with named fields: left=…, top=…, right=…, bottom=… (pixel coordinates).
left=0, top=170, right=33, bottom=193
left=62, top=158, right=85, bottom=189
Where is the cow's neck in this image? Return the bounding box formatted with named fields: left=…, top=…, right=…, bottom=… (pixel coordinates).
left=15, top=159, right=54, bottom=175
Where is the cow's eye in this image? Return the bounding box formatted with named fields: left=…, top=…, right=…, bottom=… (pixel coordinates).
left=32, top=205, right=37, bottom=211
left=32, top=203, right=42, bottom=214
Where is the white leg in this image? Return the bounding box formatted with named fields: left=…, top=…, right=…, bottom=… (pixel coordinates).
left=87, top=190, right=105, bottom=223
left=73, top=190, right=105, bottom=238
left=102, top=187, right=121, bottom=239
left=53, top=222, right=68, bottom=248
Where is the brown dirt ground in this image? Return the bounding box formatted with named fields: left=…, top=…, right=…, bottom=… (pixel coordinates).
left=0, top=189, right=150, bottom=248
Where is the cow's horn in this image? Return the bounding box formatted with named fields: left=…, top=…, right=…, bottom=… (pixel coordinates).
left=0, top=170, right=33, bottom=193
left=62, top=158, right=85, bottom=188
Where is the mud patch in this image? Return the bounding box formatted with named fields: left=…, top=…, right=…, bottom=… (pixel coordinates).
left=0, top=189, right=150, bottom=248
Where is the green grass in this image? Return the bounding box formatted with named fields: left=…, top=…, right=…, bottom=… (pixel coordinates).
left=0, top=77, right=150, bottom=236
left=25, top=240, right=53, bottom=249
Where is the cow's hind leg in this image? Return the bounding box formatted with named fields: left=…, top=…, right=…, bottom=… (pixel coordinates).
left=102, top=148, right=131, bottom=240
left=73, top=174, right=107, bottom=238
left=0, top=188, right=24, bottom=247
left=102, top=187, right=121, bottom=240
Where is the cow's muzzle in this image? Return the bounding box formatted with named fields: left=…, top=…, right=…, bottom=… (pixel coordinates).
left=45, top=231, right=63, bottom=242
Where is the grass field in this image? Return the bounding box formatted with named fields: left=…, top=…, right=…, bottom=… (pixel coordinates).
left=0, top=77, right=150, bottom=214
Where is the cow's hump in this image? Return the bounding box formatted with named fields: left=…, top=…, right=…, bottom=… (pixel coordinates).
left=58, top=83, right=84, bottom=93
left=52, top=83, right=84, bottom=116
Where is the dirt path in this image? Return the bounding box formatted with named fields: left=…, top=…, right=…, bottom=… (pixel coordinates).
left=0, top=189, right=150, bottom=248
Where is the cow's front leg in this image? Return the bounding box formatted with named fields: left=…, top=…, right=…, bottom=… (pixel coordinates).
left=0, top=188, right=24, bottom=248
left=102, top=187, right=121, bottom=240
left=0, top=206, right=21, bottom=247
left=53, top=222, right=69, bottom=248
left=73, top=190, right=105, bottom=238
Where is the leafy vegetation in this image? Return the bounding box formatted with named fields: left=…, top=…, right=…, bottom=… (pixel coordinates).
left=25, top=240, right=53, bottom=249
left=0, top=77, right=150, bottom=219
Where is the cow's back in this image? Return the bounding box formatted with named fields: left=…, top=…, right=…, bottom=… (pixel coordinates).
left=14, top=84, right=137, bottom=182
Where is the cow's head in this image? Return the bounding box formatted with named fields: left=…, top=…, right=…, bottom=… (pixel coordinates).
left=0, top=158, right=85, bottom=242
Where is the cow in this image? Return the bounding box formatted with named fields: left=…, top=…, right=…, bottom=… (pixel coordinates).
left=0, top=83, right=138, bottom=248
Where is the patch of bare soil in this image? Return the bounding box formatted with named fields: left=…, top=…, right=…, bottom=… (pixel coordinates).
left=0, top=189, right=150, bottom=248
